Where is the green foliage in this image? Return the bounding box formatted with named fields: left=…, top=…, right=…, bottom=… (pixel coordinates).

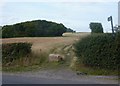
left=89, top=22, right=103, bottom=33
left=2, top=43, right=32, bottom=64
left=2, top=20, right=68, bottom=38
left=114, top=25, right=120, bottom=33
left=74, top=33, right=120, bottom=70
left=66, top=28, right=76, bottom=33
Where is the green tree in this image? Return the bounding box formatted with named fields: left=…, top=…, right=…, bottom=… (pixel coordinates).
left=2, top=20, right=69, bottom=38
left=114, top=25, right=120, bottom=33
left=89, top=22, right=103, bottom=33
left=66, top=28, right=75, bottom=33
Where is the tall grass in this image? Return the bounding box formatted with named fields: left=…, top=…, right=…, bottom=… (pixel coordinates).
left=3, top=50, right=49, bottom=72
left=2, top=42, right=49, bottom=72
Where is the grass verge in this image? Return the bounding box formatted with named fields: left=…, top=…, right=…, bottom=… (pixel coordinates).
left=72, top=62, right=119, bottom=76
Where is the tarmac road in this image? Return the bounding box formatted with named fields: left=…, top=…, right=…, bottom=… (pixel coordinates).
left=2, top=74, right=99, bottom=84
left=2, top=70, right=119, bottom=85
left=1, top=68, right=119, bottom=84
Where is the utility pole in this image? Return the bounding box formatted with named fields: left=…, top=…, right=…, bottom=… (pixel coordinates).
left=108, top=16, right=115, bottom=37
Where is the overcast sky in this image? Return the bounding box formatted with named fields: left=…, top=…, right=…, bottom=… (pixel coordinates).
left=0, top=0, right=119, bottom=32
left=118, top=1, right=120, bottom=26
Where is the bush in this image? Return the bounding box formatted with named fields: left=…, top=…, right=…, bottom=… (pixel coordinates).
left=74, top=33, right=119, bottom=70
left=2, top=43, right=32, bottom=64
left=89, top=23, right=103, bottom=33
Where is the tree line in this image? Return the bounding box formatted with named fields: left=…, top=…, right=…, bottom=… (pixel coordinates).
left=2, top=20, right=75, bottom=38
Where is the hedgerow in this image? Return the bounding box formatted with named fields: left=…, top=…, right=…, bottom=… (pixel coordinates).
left=74, top=33, right=120, bottom=70
left=2, top=43, right=32, bottom=64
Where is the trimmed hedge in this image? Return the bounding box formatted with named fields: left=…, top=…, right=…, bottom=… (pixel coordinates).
left=74, top=33, right=120, bottom=70
left=2, top=43, right=32, bottom=64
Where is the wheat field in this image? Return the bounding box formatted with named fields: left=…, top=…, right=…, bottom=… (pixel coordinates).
left=2, top=32, right=90, bottom=52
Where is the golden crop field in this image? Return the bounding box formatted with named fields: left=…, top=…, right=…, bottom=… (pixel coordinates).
left=2, top=32, right=90, bottom=52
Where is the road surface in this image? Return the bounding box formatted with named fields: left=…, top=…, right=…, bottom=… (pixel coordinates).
left=2, top=74, right=100, bottom=84
left=2, top=69, right=119, bottom=84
